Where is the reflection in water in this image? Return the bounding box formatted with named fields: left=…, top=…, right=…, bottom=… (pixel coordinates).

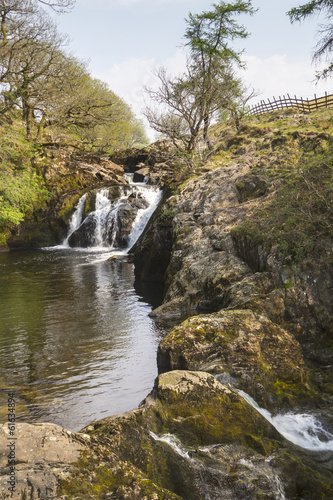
left=0, top=250, right=165, bottom=431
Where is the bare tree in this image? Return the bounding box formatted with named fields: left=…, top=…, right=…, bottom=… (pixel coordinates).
left=144, top=1, right=255, bottom=152
left=36, top=0, right=75, bottom=13
left=144, top=58, right=243, bottom=152
left=0, top=7, right=68, bottom=135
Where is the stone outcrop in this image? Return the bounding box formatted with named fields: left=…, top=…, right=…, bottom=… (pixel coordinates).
left=132, top=125, right=333, bottom=404
left=110, top=139, right=191, bottom=186
left=145, top=164, right=268, bottom=318
left=56, top=371, right=333, bottom=499
left=0, top=423, right=88, bottom=499
left=4, top=372, right=330, bottom=499
left=157, top=309, right=317, bottom=413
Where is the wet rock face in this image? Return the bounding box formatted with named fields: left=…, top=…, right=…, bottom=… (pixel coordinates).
left=132, top=191, right=175, bottom=284
left=140, top=164, right=267, bottom=318
left=67, top=213, right=98, bottom=247
left=57, top=371, right=333, bottom=500
left=68, top=203, right=139, bottom=249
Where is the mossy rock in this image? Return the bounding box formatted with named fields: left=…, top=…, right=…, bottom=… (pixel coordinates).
left=59, top=371, right=333, bottom=499
left=157, top=310, right=320, bottom=412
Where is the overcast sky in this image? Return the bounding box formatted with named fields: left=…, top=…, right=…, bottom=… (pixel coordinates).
left=51, top=0, right=332, bottom=138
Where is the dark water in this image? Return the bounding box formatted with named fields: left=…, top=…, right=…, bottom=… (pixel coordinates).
left=0, top=249, right=165, bottom=431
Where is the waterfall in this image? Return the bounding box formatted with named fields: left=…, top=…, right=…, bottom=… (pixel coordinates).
left=127, top=187, right=162, bottom=250
left=150, top=432, right=286, bottom=499
left=92, top=189, right=118, bottom=248
left=63, top=182, right=162, bottom=252
left=150, top=432, right=191, bottom=460
left=63, top=193, right=87, bottom=247
left=238, top=390, right=333, bottom=451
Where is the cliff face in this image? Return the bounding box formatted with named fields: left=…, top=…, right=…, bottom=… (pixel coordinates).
left=121, top=109, right=333, bottom=496
left=132, top=111, right=333, bottom=413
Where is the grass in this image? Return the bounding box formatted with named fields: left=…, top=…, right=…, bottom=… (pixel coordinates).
left=231, top=136, right=333, bottom=263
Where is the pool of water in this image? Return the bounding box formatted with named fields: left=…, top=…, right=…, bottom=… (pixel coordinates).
left=0, top=249, right=165, bottom=431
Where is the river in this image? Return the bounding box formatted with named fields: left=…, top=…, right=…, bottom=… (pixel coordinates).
left=0, top=182, right=165, bottom=431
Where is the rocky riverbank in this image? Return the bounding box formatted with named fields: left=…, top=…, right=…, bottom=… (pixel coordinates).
left=1, top=109, right=333, bottom=498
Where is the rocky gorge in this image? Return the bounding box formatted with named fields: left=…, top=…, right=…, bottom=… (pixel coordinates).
left=1, top=109, right=333, bottom=498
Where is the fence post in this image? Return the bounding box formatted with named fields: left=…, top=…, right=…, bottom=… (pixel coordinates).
left=248, top=92, right=332, bottom=117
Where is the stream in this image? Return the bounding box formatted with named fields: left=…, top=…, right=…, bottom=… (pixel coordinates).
left=0, top=180, right=165, bottom=431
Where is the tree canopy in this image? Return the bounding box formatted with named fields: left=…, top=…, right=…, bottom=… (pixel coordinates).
left=0, top=0, right=147, bottom=150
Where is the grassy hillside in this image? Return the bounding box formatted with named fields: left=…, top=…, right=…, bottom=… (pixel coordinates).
left=205, top=107, right=333, bottom=265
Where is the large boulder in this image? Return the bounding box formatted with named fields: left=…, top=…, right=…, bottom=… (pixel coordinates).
left=157, top=309, right=320, bottom=413
left=0, top=422, right=88, bottom=499
left=57, top=371, right=333, bottom=499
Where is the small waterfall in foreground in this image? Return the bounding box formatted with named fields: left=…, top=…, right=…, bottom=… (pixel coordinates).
left=63, top=181, right=162, bottom=252
left=238, top=390, right=333, bottom=451
left=150, top=432, right=286, bottom=499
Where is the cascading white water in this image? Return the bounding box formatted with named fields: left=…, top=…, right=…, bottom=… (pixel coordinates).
left=150, top=432, right=191, bottom=460
left=238, top=390, right=333, bottom=451
left=63, top=182, right=162, bottom=252
left=127, top=186, right=162, bottom=250
left=63, top=193, right=87, bottom=246
left=93, top=189, right=119, bottom=248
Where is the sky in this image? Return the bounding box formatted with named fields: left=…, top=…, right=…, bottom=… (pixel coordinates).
left=50, top=0, right=332, bottom=139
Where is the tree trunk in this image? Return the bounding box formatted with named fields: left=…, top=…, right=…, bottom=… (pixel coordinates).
left=22, top=98, right=33, bottom=138
left=203, top=115, right=213, bottom=150
left=187, top=125, right=201, bottom=153
left=36, top=113, right=46, bottom=141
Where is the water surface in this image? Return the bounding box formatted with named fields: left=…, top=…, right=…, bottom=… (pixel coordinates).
left=0, top=249, right=164, bottom=431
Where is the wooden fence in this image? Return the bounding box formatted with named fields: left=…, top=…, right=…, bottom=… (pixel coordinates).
left=249, top=92, right=333, bottom=116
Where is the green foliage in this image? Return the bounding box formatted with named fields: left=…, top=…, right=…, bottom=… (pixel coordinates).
left=0, top=119, right=49, bottom=232
left=0, top=3, right=148, bottom=148
left=0, top=168, right=48, bottom=227
left=75, top=85, right=149, bottom=152
left=185, top=0, right=256, bottom=64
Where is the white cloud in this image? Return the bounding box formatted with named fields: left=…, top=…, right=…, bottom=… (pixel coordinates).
left=97, top=50, right=187, bottom=140
left=241, top=54, right=331, bottom=106
left=98, top=57, right=157, bottom=114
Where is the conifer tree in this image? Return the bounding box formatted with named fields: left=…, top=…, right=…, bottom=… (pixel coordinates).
left=145, top=0, right=256, bottom=152
left=288, top=0, right=333, bottom=78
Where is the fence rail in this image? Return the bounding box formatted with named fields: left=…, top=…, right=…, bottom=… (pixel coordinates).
left=249, top=92, right=333, bottom=116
